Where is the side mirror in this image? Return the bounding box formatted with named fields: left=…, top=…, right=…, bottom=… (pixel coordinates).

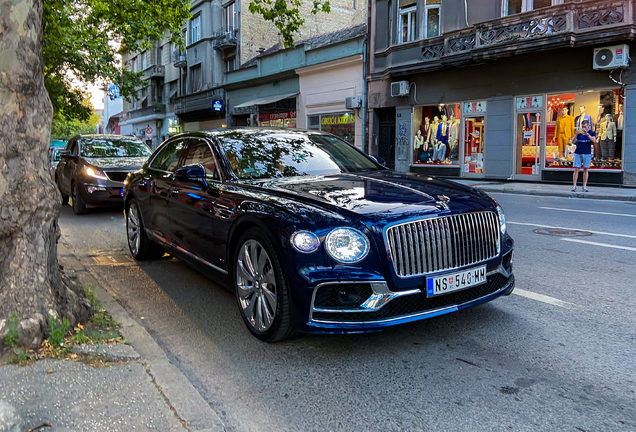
left=174, top=164, right=207, bottom=181
left=368, top=155, right=386, bottom=166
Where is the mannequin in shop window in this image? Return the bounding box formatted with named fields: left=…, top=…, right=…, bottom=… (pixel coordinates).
left=436, top=114, right=450, bottom=162
left=599, top=113, right=617, bottom=161
left=575, top=106, right=593, bottom=130
left=419, top=117, right=432, bottom=162
left=414, top=129, right=425, bottom=162
left=428, top=116, right=439, bottom=162
left=553, top=107, right=575, bottom=156
left=594, top=105, right=604, bottom=157
left=449, top=114, right=460, bottom=161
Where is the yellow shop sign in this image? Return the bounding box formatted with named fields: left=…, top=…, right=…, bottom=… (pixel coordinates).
left=321, top=114, right=355, bottom=125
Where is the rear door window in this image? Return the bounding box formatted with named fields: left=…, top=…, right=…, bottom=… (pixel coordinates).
left=149, top=139, right=187, bottom=172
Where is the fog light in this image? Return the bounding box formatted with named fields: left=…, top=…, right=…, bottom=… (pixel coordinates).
left=338, top=286, right=361, bottom=305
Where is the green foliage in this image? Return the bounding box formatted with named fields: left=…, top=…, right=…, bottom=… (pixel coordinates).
left=51, top=112, right=101, bottom=140
left=11, top=347, right=29, bottom=364
left=47, top=317, right=70, bottom=348
left=83, top=284, right=120, bottom=328
left=3, top=313, right=20, bottom=348
left=84, top=284, right=99, bottom=309
left=249, top=0, right=331, bottom=49
left=43, top=0, right=191, bottom=120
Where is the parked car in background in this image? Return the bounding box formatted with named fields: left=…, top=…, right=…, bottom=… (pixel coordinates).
left=56, top=134, right=151, bottom=214
left=49, top=140, right=66, bottom=181
left=124, top=128, right=514, bottom=341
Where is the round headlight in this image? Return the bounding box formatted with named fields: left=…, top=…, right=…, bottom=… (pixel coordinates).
left=325, top=228, right=370, bottom=264
left=496, top=205, right=506, bottom=235
left=291, top=231, right=320, bottom=253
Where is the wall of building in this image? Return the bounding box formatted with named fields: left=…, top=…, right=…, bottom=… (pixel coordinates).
left=297, top=55, right=364, bottom=148
left=239, top=0, right=367, bottom=65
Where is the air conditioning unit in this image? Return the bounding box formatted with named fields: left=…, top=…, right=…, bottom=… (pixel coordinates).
left=391, top=81, right=410, bottom=97
left=593, top=44, right=629, bottom=70
left=345, top=96, right=361, bottom=109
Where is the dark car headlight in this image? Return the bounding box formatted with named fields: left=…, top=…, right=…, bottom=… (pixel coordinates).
left=496, top=205, right=506, bottom=235
left=291, top=231, right=320, bottom=253
left=325, top=228, right=370, bottom=264
left=85, top=166, right=108, bottom=181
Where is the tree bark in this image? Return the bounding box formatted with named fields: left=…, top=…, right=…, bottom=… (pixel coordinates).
left=0, top=0, right=91, bottom=349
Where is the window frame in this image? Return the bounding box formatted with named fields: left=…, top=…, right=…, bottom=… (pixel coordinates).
left=182, top=139, right=223, bottom=181
left=502, top=0, right=563, bottom=16
left=190, top=15, right=201, bottom=45
left=148, top=138, right=189, bottom=173
left=225, top=2, right=237, bottom=28
left=141, top=52, right=147, bottom=70
left=423, top=0, right=441, bottom=39
left=398, top=5, right=417, bottom=44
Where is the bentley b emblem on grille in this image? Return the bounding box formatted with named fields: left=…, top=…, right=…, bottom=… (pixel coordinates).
left=436, top=195, right=450, bottom=211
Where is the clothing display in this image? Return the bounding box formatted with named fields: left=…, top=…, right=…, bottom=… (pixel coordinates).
left=574, top=131, right=596, bottom=155
left=414, top=132, right=424, bottom=149
left=554, top=114, right=575, bottom=154
left=564, top=143, right=576, bottom=159
left=575, top=113, right=592, bottom=129
left=436, top=120, right=450, bottom=157
left=432, top=141, right=446, bottom=161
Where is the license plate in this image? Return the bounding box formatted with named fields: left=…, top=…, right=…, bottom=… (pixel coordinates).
left=426, top=265, right=487, bottom=297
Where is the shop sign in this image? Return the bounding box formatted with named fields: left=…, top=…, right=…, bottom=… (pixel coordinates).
left=321, top=113, right=355, bottom=125
left=523, top=130, right=533, bottom=139
left=516, top=96, right=543, bottom=109
left=259, top=111, right=297, bottom=122
left=464, top=101, right=486, bottom=113
left=168, top=126, right=180, bottom=133
left=212, top=100, right=224, bottom=112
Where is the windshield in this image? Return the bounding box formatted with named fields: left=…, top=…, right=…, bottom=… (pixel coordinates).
left=219, top=130, right=383, bottom=180
left=80, top=139, right=151, bottom=158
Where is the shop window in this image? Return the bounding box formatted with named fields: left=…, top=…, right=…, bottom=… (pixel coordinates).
left=463, top=102, right=486, bottom=174
left=503, top=0, right=562, bottom=16
left=190, top=15, right=201, bottom=44
left=423, top=0, right=441, bottom=39
left=412, top=104, right=460, bottom=166
left=306, top=113, right=355, bottom=144
left=398, top=1, right=416, bottom=43
left=546, top=89, right=623, bottom=171
left=308, top=115, right=320, bottom=130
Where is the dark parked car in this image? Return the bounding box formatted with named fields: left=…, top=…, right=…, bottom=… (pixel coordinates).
left=124, top=128, right=514, bottom=341
left=56, top=134, right=152, bottom=214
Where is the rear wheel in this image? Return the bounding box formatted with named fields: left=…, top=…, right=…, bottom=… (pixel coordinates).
left=234, top=228, right=296, bottom=342
left=71, top=181, right=87, bottom=215
left=126, top=198, right=164, bottom=261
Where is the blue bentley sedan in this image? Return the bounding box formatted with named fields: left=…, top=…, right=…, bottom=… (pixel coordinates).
left=123, top=128, right=514, bottom=341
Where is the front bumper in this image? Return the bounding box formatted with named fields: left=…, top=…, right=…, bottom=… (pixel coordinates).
left=77, top=179, right=126, bottom=207
left=298, top=249, right=514, bottom=334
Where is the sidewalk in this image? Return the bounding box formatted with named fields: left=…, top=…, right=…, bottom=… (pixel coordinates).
left=0, top=245, right=225, bottom=432
left=451, top=179, right=636, bottom=202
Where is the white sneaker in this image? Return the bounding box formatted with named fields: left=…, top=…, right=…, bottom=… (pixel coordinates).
left=572, top=186, right=577, bottom=192
left=583, top=186, right=589, bottom=192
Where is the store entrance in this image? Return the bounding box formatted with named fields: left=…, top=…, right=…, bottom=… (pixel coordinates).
left=515, top=112, right=542, bottom=179
left=462, top=115, right=485, bottom=177
left=378, top=108, right=396, bottom=169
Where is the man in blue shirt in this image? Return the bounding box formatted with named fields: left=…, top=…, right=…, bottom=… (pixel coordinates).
left=571, top=119, right=596, bottom=192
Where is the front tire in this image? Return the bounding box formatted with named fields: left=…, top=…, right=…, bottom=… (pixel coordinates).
left=234, top=228, right=296, bottom=342
left=71, top=181, right=87, bottom=215
left=126, top=198, right=164, bottom=261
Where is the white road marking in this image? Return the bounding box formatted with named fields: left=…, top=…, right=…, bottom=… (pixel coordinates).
left=561, top=238, right=636, bottom=251
left=513, top=289, right=574, bottom=309
left=538, top=207, right=636, bottom=218
left=507, top=221, right=636, bottom=239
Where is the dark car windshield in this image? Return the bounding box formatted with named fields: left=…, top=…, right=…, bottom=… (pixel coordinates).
left=80, top=139, right=151, bottom=158
left=219, top=130, right=383, bottom=180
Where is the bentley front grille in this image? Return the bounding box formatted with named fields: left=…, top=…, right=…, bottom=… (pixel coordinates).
left=386, top=211, right=500, bottom=277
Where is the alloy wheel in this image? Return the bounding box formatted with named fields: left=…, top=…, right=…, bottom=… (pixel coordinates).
left=127, top=204, right=141, bottom=256
left=236, top=239, right=278, bottom=333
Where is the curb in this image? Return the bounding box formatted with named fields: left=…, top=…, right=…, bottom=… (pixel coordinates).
left=468, top=185, right=636, bottom=202
left=58, top=245, right=226, bottom=432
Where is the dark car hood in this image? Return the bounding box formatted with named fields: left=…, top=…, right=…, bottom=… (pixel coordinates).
left=245, top=171, right=495, bottom=226
left=85, top=157, right=148, bottom=171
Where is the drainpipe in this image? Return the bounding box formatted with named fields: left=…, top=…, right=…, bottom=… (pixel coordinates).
left=362, top=37, right=368, bottom=154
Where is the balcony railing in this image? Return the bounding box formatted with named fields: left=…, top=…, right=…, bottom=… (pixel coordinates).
left=143, top=66, right=164, bottom=79
left=212, top=27, right=238, bottom=50
left=173, top=49, right=187, bottom=68
left=375, top=0, right=632, bottom=71
left=127, top=104, right=166, bottom=120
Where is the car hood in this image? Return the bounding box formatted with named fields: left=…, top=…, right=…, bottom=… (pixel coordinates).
left=85, top=157, right=148, bottom=170
left=245, top=171, right=495, bottom=226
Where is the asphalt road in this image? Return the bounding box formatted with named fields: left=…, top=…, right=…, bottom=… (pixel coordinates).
left=58, top=192, right=636, bottom=432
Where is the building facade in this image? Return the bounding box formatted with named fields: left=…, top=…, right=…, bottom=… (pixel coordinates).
left=368, top=0, right=636, bottom=185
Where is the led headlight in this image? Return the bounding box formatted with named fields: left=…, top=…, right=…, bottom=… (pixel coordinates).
left=496, top=205, right=506, bottom=235
left=291, top=231, right=320, bottom=253
left=325, top=228, right=370, bottom=264
left=85, top=166, right=108, bottom=180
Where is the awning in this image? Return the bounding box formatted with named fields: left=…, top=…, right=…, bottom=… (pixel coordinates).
left=233, top=92, right=299, bottom=108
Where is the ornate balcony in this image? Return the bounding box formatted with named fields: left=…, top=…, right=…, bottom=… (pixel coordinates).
left=173, top=49, right=187, bottom=68
left=143, top=66, right=164, bottom=79
left=212, top=27, right=238, bottom=51
left=374, top=0, right=633, bottom=74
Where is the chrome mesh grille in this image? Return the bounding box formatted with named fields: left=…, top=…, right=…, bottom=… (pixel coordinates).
left=386, top=212, right=500, bottom=277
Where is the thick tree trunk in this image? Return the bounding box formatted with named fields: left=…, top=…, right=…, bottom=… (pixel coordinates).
left=0, top=0, right=91, bottom=349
